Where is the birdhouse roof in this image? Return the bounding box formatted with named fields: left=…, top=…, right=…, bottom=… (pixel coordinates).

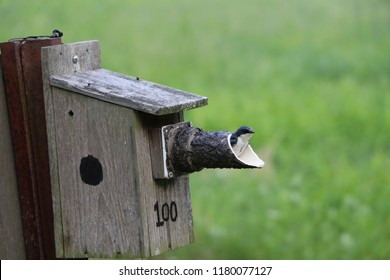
left=50, top=69, right=208, bottom=115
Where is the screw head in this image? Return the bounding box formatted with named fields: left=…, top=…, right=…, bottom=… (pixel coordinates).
left=72, top=55, right=79, bottom=64
left=168, top=172, right=174, bottom=178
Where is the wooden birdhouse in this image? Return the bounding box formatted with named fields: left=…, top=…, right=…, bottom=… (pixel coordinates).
left=42, top=41, right=207, bottom=258
left=42, top=40, right=264, bottom=259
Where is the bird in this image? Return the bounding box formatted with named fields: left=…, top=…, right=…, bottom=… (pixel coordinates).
left=230, top=126, right=255, bottom=156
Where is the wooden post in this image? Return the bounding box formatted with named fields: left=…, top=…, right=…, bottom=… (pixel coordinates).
left=0, top=38, right=62, bottom=259
left=0, top=55, right=26, bottom=259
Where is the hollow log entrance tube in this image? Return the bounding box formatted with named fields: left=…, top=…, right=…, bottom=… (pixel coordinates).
left=162, top=122, right=265, bottom=178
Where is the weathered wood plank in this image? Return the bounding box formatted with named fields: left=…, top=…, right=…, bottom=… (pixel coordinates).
left=42, top=41, right=101, bottom=258
left=50, top=69, right=208, bottom=115
left=0, top=41, right=43, bottom=258
left=19, top=38, right=60, bottom=259
left=49, top=88, right=194, bottom=258
left=51, top=88, right=143, bottom=258
left=137, top=112, right=194, bottom=256
left=0, top=55, right=26, bottom=259
left=42, top=40, right=194, bottom=258
left=1, top=38, right=61, bottom=259
left=144, top=112, right=183, bottom=178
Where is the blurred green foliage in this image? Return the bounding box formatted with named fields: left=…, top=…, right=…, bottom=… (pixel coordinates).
left=1, top=0, right=389, bottom=259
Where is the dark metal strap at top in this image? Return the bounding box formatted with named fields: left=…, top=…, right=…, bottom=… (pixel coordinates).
left=9, top=29, right=63, bottom=42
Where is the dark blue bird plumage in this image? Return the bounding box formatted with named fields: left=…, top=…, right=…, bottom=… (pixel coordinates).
left=230, top=126, right=254, bottom=145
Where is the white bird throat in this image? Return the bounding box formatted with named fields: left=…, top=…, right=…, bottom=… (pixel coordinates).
left=232, top=133, right=252, bottom=156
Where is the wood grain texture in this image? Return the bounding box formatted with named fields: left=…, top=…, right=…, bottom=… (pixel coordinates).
left=42, top=41, right=194, bottom=258
left=50, top=69, right=208, bottom=115
left=50, top=89, right=193, bottom=257
left=1, top=38, right=62, bottom=259
left=145, top=112, right=183, bottom=178
left=19, top=38, right=61, bottom=259
left=0, top=56, right=26, bottom=259
left=51, top=88, right=143, bottom=257
left=136, top=112, right=194, bottom=256
left=42, top=41, right=101, bottom=257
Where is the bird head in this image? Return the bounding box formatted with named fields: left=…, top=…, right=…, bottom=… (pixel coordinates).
left=235, top=126, right=255, bottom=137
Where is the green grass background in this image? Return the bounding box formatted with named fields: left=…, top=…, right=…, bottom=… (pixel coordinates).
left=1, top=0, right=389, bottom=259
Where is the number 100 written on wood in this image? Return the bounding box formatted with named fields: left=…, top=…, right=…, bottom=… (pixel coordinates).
left=154, top=201, right=178, bottom=227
